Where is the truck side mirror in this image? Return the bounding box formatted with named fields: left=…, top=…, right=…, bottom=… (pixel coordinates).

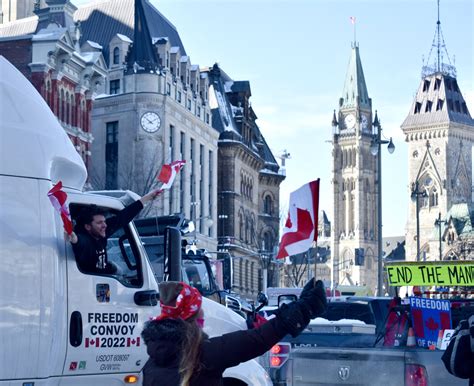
left=134, top=290, right=158, bottom=306
left=164, top=227, right=182, bottom=281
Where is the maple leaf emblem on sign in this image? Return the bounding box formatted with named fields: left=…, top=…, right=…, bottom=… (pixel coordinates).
left=425, top=317, right=439, bottom=331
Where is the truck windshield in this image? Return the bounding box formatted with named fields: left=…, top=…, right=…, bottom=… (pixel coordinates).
left=183, top=258, right=212, bottom=295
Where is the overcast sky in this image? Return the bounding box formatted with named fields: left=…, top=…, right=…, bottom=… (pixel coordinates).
left=74, top=0, right=474, bottom=237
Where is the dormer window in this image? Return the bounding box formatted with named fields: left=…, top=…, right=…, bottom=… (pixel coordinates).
left=414, top=102, right=422, bottom=114
left=425, top=100, right=433, bottom=113
left=436, top=99, right=444, bottom=111
left=455, top=100, right=461, bottom=112
left=434, top=78, right=441, bottom=90
left=462, top=102, right=468, bottom=114
left=113, top=47, right=120, bottom=65
left=423, top=80, right=430, bottom=92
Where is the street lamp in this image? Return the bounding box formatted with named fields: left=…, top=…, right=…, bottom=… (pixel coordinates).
left=411, top=181, right=427, bottom=261
left=434, top=212, right=447, bottom=261
left=370, top=111, right=395, bottom=297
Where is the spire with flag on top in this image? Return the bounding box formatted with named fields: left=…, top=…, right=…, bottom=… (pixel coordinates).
left=349, top=16, right=357, bottom=44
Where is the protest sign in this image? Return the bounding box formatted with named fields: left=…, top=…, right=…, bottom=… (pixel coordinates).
left=386, top=261, right=474, bottom=286
left=409, top=297, right=452, bottom=348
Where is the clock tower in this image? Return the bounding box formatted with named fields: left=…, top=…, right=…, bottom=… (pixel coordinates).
left=332, top=42, right=379, bottom=292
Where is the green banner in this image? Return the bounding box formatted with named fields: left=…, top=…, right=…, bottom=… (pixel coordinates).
left=386, top=261, right=474, bottom=286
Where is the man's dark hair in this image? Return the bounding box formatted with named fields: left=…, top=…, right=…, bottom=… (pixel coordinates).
left=75, top=205, right=106, bottom=234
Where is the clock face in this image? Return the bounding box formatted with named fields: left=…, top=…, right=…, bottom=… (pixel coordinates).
left=140, top=112, right=161, bottom=133
left=344, top=113, right=356, bottom=129
left=361, top=114, right=369, bottom=130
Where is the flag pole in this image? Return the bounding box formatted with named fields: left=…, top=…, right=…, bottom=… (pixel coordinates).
left=313, top=240, right=318, bottom=286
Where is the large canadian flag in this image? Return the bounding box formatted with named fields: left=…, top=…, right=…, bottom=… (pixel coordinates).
left=157, top=160, right=186, bottom=190
left=276, top=179, right=320, bottom=259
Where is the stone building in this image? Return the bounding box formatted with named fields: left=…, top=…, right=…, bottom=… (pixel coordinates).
left=71, top=0, right=218, bottom=250
left=0, top=0, right=107, bottom=170
left=401, top=14, right=474, bottom=263
left=331, top=42, right=379, bottom=291
left=206, top=64, right=285, bottom=300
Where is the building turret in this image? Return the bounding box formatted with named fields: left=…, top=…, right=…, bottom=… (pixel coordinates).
left=401, top=1, right=474, bottom=262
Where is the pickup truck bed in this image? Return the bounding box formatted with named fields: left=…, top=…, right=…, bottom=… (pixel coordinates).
left=265, top=297, right=473, bottom=386
left=287, top=346, right=464, bottom=386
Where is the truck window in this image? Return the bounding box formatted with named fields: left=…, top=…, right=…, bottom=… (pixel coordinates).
left=69, top=204, right=143, bottom=288
left=107, top=228, right=143, bottom=287
left=140, top=236, right=165, bottom=283
left=183, top=259, right=211, bottom=295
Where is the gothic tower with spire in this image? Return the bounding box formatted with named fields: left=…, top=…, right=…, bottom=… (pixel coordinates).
left=401, top=3, right=474, bottom=262
left=332, top=42, right=379, bottom=291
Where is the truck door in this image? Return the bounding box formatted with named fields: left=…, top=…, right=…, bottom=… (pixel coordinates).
left=62, top=202, right=158, bottom=382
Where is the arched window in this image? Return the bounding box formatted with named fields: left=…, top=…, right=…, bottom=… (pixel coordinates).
left=263, top=232, right=273, bottom=253
left=65, top=92, right=70, bottom=125
left=250, top=262, right=255, bottom=291
left=421, top=189, right=429, bottom=208
left=113, top=47, right=120, bottom=65
left=245, top=260, right=249, bottom=289
left=244, top=216, right=249, bottom=243
left=71, top=93, right=76, bottom=126
left=250, top=216, right=255, bottom=245
left=430, top=188, right=438, bottom=207
left=264, top=195, right=273, bottom=215
left=59, top=89, right=64, bottom=122
left=239, top=259, right=244, bottom=289
left=239, top=212, right=244, bottom=240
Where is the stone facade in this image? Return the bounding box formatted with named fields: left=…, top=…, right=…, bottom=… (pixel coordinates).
left=331, top=43, right=379, bottom=292
left=207, top=64, right=285, bottom=300
left=84, top=0, right=218, bottom=251
left=0, top=0, right=107, bottom=171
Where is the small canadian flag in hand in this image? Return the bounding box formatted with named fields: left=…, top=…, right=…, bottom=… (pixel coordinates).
left=157, top=160, right=186, bottom=190
left=47, top=181, right=73, bottom=235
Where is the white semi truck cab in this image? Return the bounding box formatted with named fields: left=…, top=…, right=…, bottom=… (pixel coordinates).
left=0, top=56, right=271, bottom=386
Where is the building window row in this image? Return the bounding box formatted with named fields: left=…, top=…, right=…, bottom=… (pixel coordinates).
left=240, top=172, right=253, bottom=200
left=238, top=209, right=256, bottom=245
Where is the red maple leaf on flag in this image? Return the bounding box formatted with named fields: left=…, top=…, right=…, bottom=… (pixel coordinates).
left=276, top=179, right=319, bottom=259
left=425, top=317, right=439, bottom=331
left=157, top=160, right=186, bottom=190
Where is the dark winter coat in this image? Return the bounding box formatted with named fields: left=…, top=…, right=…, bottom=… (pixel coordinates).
left=141, top=317, right=288, bottom=386
left=72, top=200, right=143, bottom=273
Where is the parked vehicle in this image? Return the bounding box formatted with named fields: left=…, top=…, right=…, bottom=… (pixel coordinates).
left=0, top=56, right=271, bottom=386
left=264, top=296, right=472, bottom=385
